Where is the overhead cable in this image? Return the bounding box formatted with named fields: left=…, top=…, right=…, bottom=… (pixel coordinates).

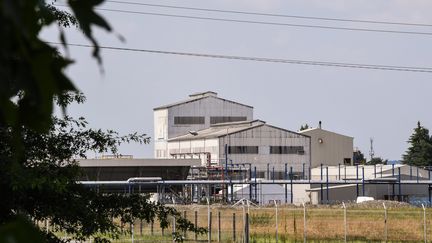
left=47, top=42, right=432, bottom=73
left=105, top=0, right=432, bottom=28
left=67, top=6, right=432, bottom=36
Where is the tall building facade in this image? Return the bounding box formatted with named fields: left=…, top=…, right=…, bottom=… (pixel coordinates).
left=154, top=91, right=253, bottom=158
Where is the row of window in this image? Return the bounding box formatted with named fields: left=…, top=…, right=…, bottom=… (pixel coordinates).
left=228, top=146, right=305, bottom=154
left=173, top=116, right=247, bottom=125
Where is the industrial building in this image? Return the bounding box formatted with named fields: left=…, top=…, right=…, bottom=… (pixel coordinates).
left=154, top=91, right=253, bottom=158
left=167, top=120, right=311, bottom=179
left=299, top=122, right=354, bottom=167
left=306, top=164, right=431, bottom=204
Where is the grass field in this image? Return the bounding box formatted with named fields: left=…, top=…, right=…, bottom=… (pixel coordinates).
left=112, top=202, right=430, bottom=242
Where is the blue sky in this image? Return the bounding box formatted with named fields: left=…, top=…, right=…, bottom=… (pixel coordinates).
left=43, top=0, right=432, bottom=160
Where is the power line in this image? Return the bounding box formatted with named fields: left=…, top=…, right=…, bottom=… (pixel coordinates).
left=47, top=42, right=432, bottom=73
left=105, top=0, right=432, bottom=28
left=55, top=4, right=432, bottom=36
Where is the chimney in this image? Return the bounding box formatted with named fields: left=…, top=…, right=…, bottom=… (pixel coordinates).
left=319, top=121, right=322, bottom=129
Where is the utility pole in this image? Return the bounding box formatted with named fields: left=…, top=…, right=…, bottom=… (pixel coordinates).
left=369, top=138, right=375, bottom=161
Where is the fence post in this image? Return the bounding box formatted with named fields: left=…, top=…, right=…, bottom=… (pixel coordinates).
left=383, top=203, right=387, bottom=243
left=218, top=211, right=221, bottom=242
left=422, top=204, right=427, bottom=243
left=139, top=219, right=143, bottom=236
left=131, top=222, right=134, bottom=243
left=303, top=202, right=307, bottom=243
left=245, top=212, right=249, bottom=243
left=208, top=212, right=212, bottom=243
left=233, top=213, right=236, bottom=242
left=183, top=211, right=187, bottom=238
left=151, top=221, right=154, bottom=236
left=274, top=200, right=278, bottom=243
left=342, top=202, right=347, bottom=243
left=195, top=211, right=198, bottom=241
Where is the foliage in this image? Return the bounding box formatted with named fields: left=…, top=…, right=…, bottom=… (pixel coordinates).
left=0, top=95, right=206, bottom=242
left=353, top=149, right=366, bottom=165
left=0, top=0, right=109, bottom=133
left=403, top=121, right=432, bottom=166
left=367, top=157, right=387, bottom=165
left=0, top=1, right=206, bottom=242
left=299, top=124, right=310, bottom=131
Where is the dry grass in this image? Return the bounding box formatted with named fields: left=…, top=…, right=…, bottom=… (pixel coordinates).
left=145, top=204, right=431, bottom=242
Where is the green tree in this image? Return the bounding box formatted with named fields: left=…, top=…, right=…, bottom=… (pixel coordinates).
left=0, top=1, right=204, bottom=242
left=299, top=124, right=310, bottom=131
left=353, top=150, right=366, bottom=165
left=367, top=157, right=388, bottom=165
left=403, top=121, right=432, bottom=166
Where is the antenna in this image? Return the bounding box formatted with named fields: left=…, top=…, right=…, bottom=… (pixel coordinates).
left=369, top=138, right=375, bottom=161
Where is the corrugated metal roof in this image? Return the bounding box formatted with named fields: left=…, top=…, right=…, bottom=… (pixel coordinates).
left=168, top=120, right=309, bottom=141
left=78, top=158, right=201, bottom=167
left=168, top=120, right=265, bottom=141
left=299, top=127, right=353, bottom=139
left=153, top=92, right=253, bottom=110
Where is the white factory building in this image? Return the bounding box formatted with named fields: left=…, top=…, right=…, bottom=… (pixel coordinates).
left=153, top=91, right=253, bottom=158
left=167, top=120, right=311, bottom=178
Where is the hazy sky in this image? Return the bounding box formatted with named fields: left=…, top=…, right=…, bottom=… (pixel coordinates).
left=42, top=0, right=432, bottom=160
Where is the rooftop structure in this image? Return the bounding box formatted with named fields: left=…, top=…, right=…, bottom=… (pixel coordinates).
left=154, top=91, right=253, bottom=158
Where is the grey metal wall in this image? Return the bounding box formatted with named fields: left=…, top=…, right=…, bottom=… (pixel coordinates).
left=218, top=125, right=311, bottom=178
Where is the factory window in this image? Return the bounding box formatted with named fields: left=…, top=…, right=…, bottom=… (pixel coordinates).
left=210, top=116, right=247, bottom=124
left=228, top=146, right=258, bottom=154
left=270, top=146, right=305, bottom=155
left=174, top=116, right=205, bottom=125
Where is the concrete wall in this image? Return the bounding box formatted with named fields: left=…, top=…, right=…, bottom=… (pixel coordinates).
left=154, top=109, right=169, bottom=158
left=300, top=128, right=353, bottom=168
left=218, top=125, right=311, bottom=177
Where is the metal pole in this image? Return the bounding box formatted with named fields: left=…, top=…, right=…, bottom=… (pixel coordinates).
left=225, top=144, right=228, bottom=202
left=362, top=167, right=365, bottom=196
left=303, top=202, right=307, bottom=243
left=285, top=163, right=288, bottom=204
left=320, top=164, right=323, bottom=204
left=254, top=166, right=257, bottom=202
left=302, top=163, right=305, bottom=179
left=272, top=166, right=275, bottom=182
left=245, top=213, right=249, bottom=243
left=417, top=167, right=420, bottom=183
left=410, top=165, right=413, bottom=180
left=342, top=202, right=347, bottom=243
left=392, top=164, right=395, bottom=198
left=383, top=203, right=387, bottom=243
left=218, top=211, right=221, bottom=242
left=344, top=165, right=347, bottom=180
left=338, top=163, right=341, bottom=180
left=207, top=198, right=211, bottom=243
left=290, top=166, right=294, bottom=204
left=422, top=204, right=427, bottom=243
left=233, top=213, right=236, bottom=242
left=208, top=212, right=212, bottom=243
left=356, top=165, right=359, bottom=198
left=398, top=167, right=402, bottom=201
left=274, top=200, right=278, bottom=243
left=326, top=167, right=329, bottom=204
left=374, top=164, right=376, bottom=179
left=267, top=163, right=270, bottom=179
left=195, top=211, right=198, bottom=241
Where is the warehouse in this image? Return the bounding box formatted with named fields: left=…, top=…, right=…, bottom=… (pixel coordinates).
left=154, top=91, right=253, bottom=158
left=167, top=120, right=311, bottom=179
left=299, top=122, right=353, bottom=167
left=306, top=164, right=431, bottom=204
